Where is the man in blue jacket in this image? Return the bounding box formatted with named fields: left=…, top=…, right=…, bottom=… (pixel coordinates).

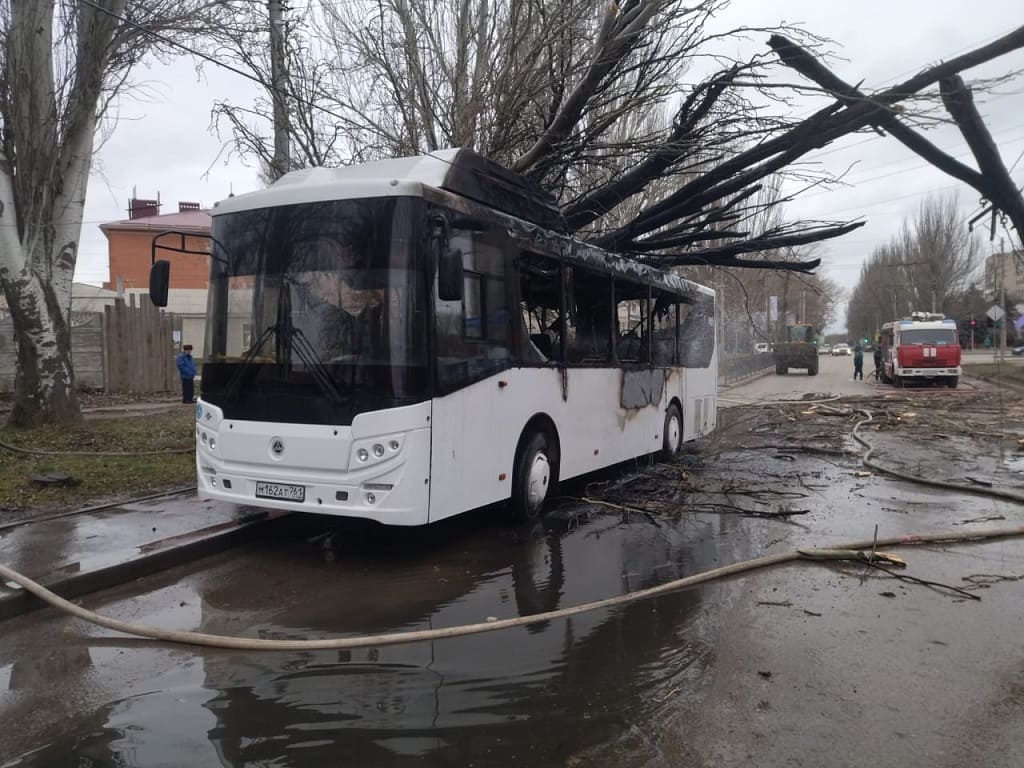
left=176, top=344, right=197, bottom=403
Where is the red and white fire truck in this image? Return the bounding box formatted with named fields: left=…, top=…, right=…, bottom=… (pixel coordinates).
left=880, top=312, right=961, bottom=388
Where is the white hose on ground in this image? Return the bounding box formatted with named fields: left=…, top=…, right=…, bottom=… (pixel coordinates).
left=852, top=409, right=1024, bottom=504
left=2, top=526, right=1022, bottom=652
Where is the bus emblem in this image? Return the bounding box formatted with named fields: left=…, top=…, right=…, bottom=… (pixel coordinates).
left=271, top=439, right=285, bottom=456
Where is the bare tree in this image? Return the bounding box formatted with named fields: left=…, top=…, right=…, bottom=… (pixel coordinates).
left=212, top=2, right=1024, bottom=273
left=0, top=0, right=232, bottom=425
left=847, top=193, right=979, bottom=340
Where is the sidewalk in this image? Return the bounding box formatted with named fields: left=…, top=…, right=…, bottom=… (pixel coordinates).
left=0, top=494, right=287, bottom=620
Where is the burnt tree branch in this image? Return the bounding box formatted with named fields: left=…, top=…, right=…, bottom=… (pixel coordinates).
left=562, top=65, right=741, bottom=231
left=939, top=75, right=1024, bottom=242
left=768, top=34, right=987, bottom=192
left=596, top=24, right=1024, bottom=252
left=653, top=220, right=864, bottom=267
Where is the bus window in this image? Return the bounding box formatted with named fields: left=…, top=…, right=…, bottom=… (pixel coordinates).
left=615, top=282, right=650, bottom=364
left=519, top=252, right=561, bottom=363
left=678, top=296, right=714, bottom=368
left=566, top=267, right=613, bottom=364
left=652, top=290, right=681, bottom=366
left=436, top=225, right=513, bottom=392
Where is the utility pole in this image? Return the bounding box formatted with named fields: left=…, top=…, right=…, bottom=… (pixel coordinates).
left=799, top=288, right=806, bottom=324
left=1000, top=237, right=1008, bottom=359
left=268, top=0, right=290, bottom=182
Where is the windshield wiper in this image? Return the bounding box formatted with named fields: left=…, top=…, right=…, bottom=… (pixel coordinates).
left=287, top=325, right=346, bottom=406
left=223, top=323, right=277, bottom=404
left=222, top=322, right=347, bottom=408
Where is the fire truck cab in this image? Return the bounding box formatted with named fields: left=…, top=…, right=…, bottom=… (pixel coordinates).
left=880, top=312, right=961, bottom=388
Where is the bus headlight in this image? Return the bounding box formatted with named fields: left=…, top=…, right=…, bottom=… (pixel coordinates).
left=357, top=448, right=369, bottom=462
left=373, top=443, right=385, bottom=457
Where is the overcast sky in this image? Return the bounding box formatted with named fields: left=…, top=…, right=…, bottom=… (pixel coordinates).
left=76, top=0, right=1024, bottom=329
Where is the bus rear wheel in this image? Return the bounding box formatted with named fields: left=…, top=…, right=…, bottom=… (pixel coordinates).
left=510, top=431, right=556, bottom=522
left=662, top=402, right=683, bottom=459
left=947, top=376, right=959, bottom=389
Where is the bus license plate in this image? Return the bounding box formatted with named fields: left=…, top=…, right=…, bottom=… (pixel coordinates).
left=255, top=481, right=305, bottom=502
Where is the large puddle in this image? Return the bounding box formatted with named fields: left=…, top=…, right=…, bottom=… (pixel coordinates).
left=0, top=479, right=763, bottom=766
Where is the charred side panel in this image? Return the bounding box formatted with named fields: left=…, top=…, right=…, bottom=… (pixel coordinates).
left=620, top=368, right=666, bottom=409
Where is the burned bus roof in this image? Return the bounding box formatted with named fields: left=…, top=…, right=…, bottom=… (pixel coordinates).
left=213, top=149, right=565, bottom=231
left=211, top=149, right=711, bottom=303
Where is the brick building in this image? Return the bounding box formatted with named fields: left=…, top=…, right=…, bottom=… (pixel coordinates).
left=101, top=197, right=212, bottom=355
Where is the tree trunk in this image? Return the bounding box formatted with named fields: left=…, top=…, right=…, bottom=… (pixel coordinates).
left=2, top=259, right=80, bottom=427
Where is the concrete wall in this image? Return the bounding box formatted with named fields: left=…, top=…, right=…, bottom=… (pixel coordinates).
left=0, top=314, right=105, bottom=392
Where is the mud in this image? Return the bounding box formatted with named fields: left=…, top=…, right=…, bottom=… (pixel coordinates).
left=1, top=366, right=1023, bottom=766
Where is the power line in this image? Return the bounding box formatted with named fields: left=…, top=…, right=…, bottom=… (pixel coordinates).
left=794, top=132, right=1024, bottom=203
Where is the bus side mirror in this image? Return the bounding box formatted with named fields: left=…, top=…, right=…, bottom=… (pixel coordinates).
left=149, top=260, right=170, bottom=307
left=438, top=248, right=464, bottom=302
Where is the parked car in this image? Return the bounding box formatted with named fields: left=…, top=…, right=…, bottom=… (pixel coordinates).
left=754, top=342, right=771, bottom=354
left=831, top=343, right=851, bottom=356
left=1012, top=345, right=1024, bottom=356
left=819, top=343, right=832, bottom=355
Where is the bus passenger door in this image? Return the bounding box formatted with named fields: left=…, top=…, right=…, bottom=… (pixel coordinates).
left=429, top=215, right=519, bottom=521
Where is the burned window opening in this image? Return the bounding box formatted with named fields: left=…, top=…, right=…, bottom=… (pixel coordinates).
left=519, top=252, right=562, bottom=364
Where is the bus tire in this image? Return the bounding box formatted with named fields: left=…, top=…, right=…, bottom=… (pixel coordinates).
left=776, top=364, right=786, bottom=375
left=662, top=402, right=683, bottom=459
left=510, top=431, right=555, bottom=522
left=807, top=361, right=818, bottom=376
left=947, top=376, right=959, bottom=389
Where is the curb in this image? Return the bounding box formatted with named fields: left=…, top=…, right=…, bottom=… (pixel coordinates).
left=0, top=512, right=290, bottom=622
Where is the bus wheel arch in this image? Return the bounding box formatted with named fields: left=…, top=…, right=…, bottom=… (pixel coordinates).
left=510, top=415, right=561, bottom=522
left=662, top=399, right=683, bottom=459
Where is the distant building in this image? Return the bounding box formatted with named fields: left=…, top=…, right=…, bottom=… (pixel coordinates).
left=100, top=196, right=212, bottom=355
left=983, top=250, right=1024, bottom=302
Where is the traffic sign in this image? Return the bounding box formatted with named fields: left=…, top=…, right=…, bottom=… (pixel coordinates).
left=986, top=304, right=1005, bottom=323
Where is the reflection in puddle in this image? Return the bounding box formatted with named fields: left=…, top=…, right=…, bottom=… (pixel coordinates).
left=5, top=503, right=750, bottom=766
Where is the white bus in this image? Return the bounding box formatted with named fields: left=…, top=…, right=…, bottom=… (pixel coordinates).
left=150, top=149, right=717, bottom=525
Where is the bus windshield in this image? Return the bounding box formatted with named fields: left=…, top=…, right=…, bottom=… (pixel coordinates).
left=899, top=328, right=957, bottom=345
left=202, top=197, right=429, bottom=425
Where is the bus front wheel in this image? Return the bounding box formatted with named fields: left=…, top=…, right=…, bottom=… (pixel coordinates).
left=662, top=402, right=683, bottom=459
left=511, top=431, right=556, bottom=522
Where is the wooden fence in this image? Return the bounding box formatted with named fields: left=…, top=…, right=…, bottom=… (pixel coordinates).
left=103, top=295, right=182, bottom=393
left=0, top=296, right=181, bottom=394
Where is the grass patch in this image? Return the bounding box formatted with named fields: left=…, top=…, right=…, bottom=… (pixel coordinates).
left=962, top=363, right=1024, bottom=388
left=0, top=410, right=196, bottom=518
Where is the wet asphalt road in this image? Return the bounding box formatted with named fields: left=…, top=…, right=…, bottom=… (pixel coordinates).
left=1, top=357, right=1023, bottom=767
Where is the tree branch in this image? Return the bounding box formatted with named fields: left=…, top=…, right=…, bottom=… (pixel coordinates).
left=652, top=221, right=864, bottom=266
left=562, top=65, right=741, bottom=231
left=940, top=74, right=1024, bottom=242
left=768, top=34, right=988, bottom=192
